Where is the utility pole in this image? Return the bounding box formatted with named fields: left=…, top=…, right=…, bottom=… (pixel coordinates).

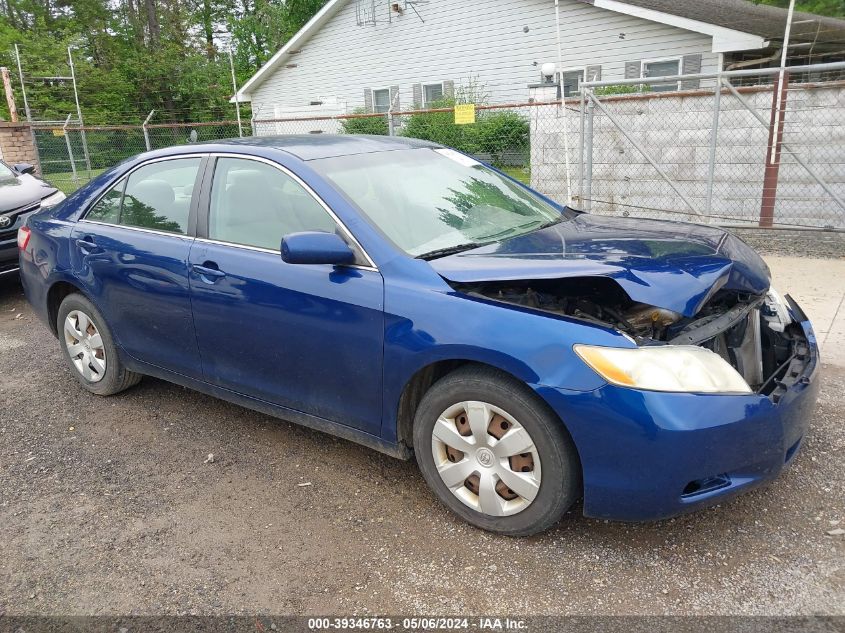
left=1, top=68, right=18, bottom=122
left=759, top=0, right=795, bottom=227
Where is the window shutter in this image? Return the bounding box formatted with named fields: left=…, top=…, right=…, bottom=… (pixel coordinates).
left=681, top=54, right=702, bottom=90
left=585, top=65, right=601, bottom=82
left=389, top=85, right=400, bottom=111
left=364, top=88, right=373, bottom=113
left=443, top=80, right=455, bottom=100
left=412, top=83, right=423, bottom=109
left=624, top=60, right=641, bottom=79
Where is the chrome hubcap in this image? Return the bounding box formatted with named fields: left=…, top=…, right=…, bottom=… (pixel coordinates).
left=431, top=401, right=542, bottom=517
left=64, top=310, right=106, bottom=383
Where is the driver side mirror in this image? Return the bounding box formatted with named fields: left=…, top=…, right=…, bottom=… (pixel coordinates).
left=281, top=231, right=356, bottom=266
left=14, top=163, right=35, bottom=175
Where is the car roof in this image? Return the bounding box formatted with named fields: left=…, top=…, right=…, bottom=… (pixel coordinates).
left=192, top=134, right=441, bottom=161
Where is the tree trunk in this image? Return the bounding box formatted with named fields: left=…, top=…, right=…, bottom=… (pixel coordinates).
left=144, top=0, right=160, bottom=44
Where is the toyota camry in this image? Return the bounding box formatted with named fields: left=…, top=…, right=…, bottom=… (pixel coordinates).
left=18, top=135, right=819, bottom=535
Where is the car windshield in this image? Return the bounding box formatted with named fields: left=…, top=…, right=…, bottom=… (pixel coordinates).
left=312, top=147, right=562, bottom=258
left=0, top=162, right=16, bottom=180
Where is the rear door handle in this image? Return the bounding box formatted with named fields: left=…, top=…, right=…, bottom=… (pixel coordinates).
left=192, top=262, right=226, bottom=283
left=75, top=236, right=102, bottom=255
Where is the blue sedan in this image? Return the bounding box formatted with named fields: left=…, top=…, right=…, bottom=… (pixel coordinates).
left=18, top=135, right=819, bottom=535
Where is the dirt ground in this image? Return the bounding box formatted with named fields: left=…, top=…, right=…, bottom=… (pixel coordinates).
left=0, top=273, right=843, bottom=616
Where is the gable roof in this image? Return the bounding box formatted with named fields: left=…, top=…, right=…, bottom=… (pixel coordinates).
left=592, top=0, right=845, bottom=46
left=598, top=0, right=845, bottom=42
left=234, top=0, right=845, bottom=101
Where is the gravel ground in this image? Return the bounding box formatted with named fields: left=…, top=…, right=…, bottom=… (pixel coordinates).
left=0, top=274, right=843, bottom=616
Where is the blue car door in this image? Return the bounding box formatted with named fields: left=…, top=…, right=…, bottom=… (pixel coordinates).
left=71, top=155, right=206, bottom=379
left=187, top=156, right=384, bottom=434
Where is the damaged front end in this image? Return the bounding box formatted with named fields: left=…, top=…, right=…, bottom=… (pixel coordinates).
left=451, top=277, right=811, bottom=402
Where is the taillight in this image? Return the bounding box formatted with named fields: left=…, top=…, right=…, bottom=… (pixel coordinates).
left=17, top=226, right=31, bottom=250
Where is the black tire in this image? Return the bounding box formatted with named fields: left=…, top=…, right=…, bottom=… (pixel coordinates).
left=57, top=293, right=142, bottom=396
left=413, top=365, right=581, bottom=536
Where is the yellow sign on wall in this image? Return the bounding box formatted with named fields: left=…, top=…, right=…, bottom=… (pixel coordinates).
left=52, top=129, right=65, bottom=137
left=454, top=104, right=476, bottom=125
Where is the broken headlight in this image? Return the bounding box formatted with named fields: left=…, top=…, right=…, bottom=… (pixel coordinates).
left=574, top=344, right=752, bottom=394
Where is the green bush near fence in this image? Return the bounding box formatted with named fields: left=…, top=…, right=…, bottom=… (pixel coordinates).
left=340, top=109, right=389, bottom=135
left=400, top=99, right=529, bottom=168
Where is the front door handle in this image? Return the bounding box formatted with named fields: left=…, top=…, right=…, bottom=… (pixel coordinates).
left=192, top=262, right=226, bottom=283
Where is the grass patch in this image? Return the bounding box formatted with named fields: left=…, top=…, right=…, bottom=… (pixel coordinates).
left=499, top=166, right=531, bottom=186
left=43, top=168, right=106, bottom=195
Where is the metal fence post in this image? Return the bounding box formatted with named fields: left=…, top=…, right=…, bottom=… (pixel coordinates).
left=584, top=91, right=594, bottom=212
left=579, top=90, right=586, bottom=206
left=142, top=110, right=155, bottom=151
left=705, top=71, right=722, bottom=221
left=63, top=114, right=78, bottom=184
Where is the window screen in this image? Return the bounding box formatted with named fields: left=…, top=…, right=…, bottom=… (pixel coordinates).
left=373, top=89, right=390, bottom=113
left=423, top=83, right=444, bottom=105
left=643, top=60, right=680, bottom=92
left=562, top=70, right=584, bottom=97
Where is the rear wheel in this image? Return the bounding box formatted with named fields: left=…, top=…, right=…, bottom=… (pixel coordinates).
left=57, top=293, right=142, bottom=396
left=413, top=366, right=580, bottom=536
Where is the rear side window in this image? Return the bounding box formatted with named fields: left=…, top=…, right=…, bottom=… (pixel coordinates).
left=84, top=158, right=201, bottom=235
left=87, top=178, right=125, bottom=224
left=122, top=158, right=201, bottom=234
left=208, top=157, right=337, bottom=251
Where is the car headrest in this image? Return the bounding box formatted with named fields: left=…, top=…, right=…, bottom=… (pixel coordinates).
left=130, top=179, right=175, bottom=211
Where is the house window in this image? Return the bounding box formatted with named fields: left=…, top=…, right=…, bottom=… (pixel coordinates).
left=561, top=70, right=584, bottom=97
left=373, top=88, right=391, bottom=113
left=423, top=83, right=444, bottom=105
left=642, top=59, right=681, bottom=92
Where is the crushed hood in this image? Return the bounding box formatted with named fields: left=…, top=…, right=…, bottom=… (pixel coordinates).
left=429, top=214, right=771, bottom=317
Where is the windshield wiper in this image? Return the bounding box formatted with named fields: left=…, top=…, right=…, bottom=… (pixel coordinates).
left=416, top=242, right=492, bottom=261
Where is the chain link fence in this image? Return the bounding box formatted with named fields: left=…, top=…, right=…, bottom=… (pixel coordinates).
left=29, top=61, right=845, bottom=231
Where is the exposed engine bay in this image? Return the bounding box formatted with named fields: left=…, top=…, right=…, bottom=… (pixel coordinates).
left=451, top=277, right=811, bottom=401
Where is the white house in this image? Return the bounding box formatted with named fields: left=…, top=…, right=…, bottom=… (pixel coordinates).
left=235, top=0, right=845, bottom=121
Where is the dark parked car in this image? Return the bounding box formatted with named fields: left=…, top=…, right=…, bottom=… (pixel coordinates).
left=18, top=136, right=819, bottom=535
left=0, top=160, right=65, bottom=277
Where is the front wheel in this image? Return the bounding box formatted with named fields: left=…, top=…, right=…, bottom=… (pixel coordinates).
left=57, top=293, right=142, bottom=396
left=413, top=366, right=581, bottom=536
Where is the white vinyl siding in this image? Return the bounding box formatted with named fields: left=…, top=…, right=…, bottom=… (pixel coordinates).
left=250, top=0, right=719, bottom=113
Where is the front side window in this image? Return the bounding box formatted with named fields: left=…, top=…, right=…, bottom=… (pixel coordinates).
left=208, top=158, right=339, bottom=252
left=423, top=83, right=444, bottom=105
left=121, top=158, right=201, bottom=234
left=373, top=89, right=390, bottom=113
left=643, top=59, right=680, bottom=92
left=313, top=148, right=562, bottom=258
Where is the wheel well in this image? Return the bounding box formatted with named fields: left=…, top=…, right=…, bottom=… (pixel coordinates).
left=396, top=360, right=542, bottom=451
left=47, top=281, right=84, bottom=337
left=396, top=361, right=584, bottom=479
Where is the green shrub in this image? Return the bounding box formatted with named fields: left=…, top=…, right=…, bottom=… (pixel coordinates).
left=475, top=110, right=529, bottom=165
left=401, top=99, right=529, bottom=166
left=593, top=84, right=642, bottom=96
left=340, top=108, right=389, bottom=135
